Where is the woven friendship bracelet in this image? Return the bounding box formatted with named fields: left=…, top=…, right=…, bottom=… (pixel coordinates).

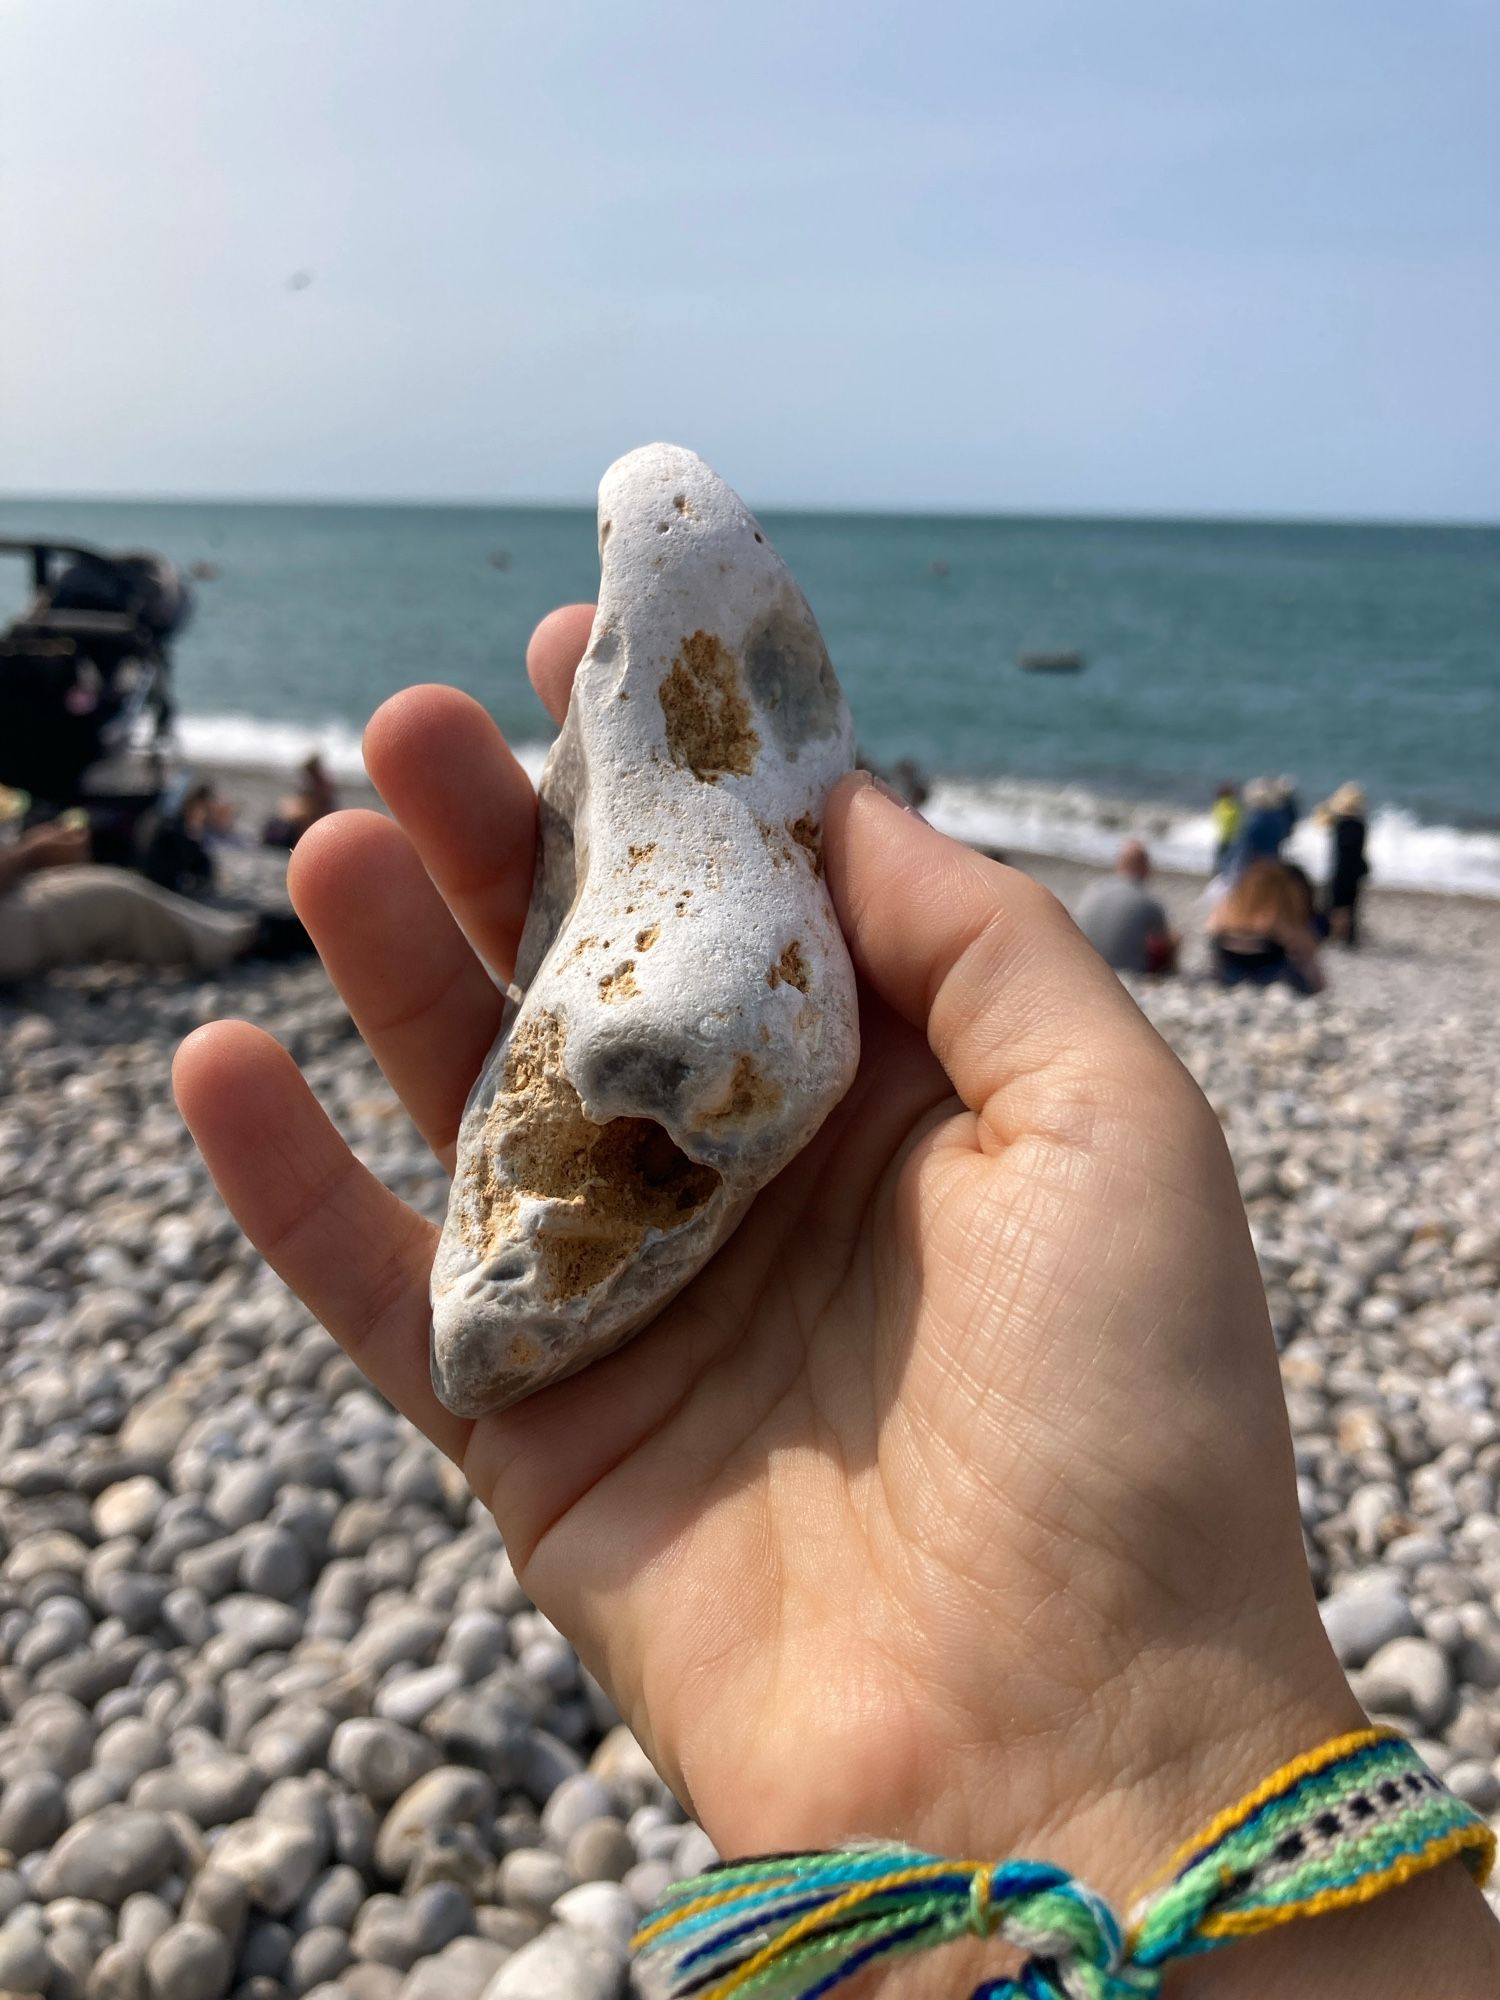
left=633, top=1729, right=1495, bottom=2000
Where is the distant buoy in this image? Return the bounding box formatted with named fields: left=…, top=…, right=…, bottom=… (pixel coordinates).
left=488, top=549, right=512, bottom=571
left=1019, top=650, right=1085, bottom=673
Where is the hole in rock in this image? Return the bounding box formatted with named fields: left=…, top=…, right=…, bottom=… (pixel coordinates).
left=474, top=1014, right=721, bottom=1304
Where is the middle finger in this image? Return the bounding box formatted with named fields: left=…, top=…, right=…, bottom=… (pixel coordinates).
left=289, top=809, right=503, bottom=1166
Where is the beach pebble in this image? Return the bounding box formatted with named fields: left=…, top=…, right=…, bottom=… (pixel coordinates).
left=373, top=1768, right=496, bottom=1880
left=0, top=1921, right=51, bottom=1992
left=538, top=1775, right=613, bottom=1850
left=497, top=1849, right=575, bottom=1922
left=1352, top=1636, right=1456, bottom=1731
left=552, top=1881, right=637, bottom=1956
left=143, top=1921, right=232, bottom=2000
left=36, top=1809, right=179, bottom=1905
left=287, top=1924, right=353, bottom=1994
left=329, top=1719, right=441, bottom=1804
left=0, top=1768, right=69, bottom=1855
left=483, top=1925, right=624, bottom=2000
left=564, top=1820, right=636, bottom=1884
left=1319, top=1578, right=1417, bottom=1667
left=209, top=1818, right=326, bottom=1915
left=394, top=1935, right=512, bottom=2000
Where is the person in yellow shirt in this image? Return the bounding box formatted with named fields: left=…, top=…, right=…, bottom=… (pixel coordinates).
left=1210, top=780, right=1242, bottom=874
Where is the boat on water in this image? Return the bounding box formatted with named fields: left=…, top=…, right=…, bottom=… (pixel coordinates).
left=1018, top=649, right=1085, bottom=673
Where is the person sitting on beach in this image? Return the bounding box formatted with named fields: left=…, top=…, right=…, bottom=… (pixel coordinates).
left=0, top=817, right=310, bottom=983
left=144, top=780, right=237, bottom=899
left=173, top=614, right=1500, bottom=1995
left=1210, top=781, right=1241, bottom=875
left=1075, top=838, right=1178, bottom=975
left=1206, top=856, right=1325, bottom=993
left=1317, top=781, right=1370, bottom=946
left=262, top=753, right=338, bottom=850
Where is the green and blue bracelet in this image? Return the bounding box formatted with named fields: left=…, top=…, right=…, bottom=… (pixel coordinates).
left=634, top=1728, right=1494, bottom=1999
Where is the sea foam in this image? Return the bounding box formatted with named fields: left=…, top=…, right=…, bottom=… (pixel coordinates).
left=171, top=711, right=1500, bottom=900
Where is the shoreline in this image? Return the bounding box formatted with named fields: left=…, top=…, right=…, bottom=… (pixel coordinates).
left=191, top=757, right=1500, bottom=941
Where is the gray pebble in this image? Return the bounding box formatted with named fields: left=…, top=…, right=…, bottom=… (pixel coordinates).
left=208, top=1466, right=278, bottom=1534
left=286, top=1925, right=352, bottom=1995
left=372, top=1767, right=496, bottom=1881
left=209, top=1818, right=326, bottom=1917
left=373, top=1665, right=463, bottom=1730
left=622, top=1860, right=675, bottom=1913
left=143, top=1920, right=232, bottom=2000
left=537, top=1777, right=611, bottom=1856
left=36, top=1808, right=178, bottom=1906
left=178, top=1870, right=248, bottom=1945
left=1322, top=1583, right=1421, bottom=1672
left=297, top=1862, right=366, bottom=1934
left=239, top=1530, right=311, bottom=1602
left=88, top=1940, right=147, bottom=2000
left=236, top=1918, right=293, bottom=1980
left=671, top=1826, right=719, bottom=1878
left=483, top=1926, right=623, bottom=2000
left=0, top=1768, right=68, bottom=1855
left=552, top=1882, right=637, bottom=1956
left=394, top=1935, right=512, bottom=2000
left=134, top=1756, right=264, bottom=1829
left=564, top=1819, right=636, bottom=1884
left=118, top=1892, right=177, bottom=1951
left=1352, top=1634, right=1456, bottom=1732
left=0, top=1920, right=50, bottom=1992
left=328, top=1719, right=440, bottom=1805
left=498, top=1849, right=575, bottom=1922
left=439, top=1612, right=508, bottom=1684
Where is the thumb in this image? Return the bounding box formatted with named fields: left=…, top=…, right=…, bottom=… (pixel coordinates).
left=822, top=772, right=1167, bottom=1117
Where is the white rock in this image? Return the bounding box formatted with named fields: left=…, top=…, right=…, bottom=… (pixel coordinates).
left=432, top=443, right=858, bottom=1414
left=1320, top=1578, right=1417, bottom=1668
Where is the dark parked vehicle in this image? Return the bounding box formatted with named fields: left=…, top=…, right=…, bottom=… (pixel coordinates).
left=0, top=538, right=191, bottom=867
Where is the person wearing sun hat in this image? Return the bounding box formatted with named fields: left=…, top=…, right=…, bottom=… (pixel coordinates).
left=1318, top=780, right=1369, bottom=945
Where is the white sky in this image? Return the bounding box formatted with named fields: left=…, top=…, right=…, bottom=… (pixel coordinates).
left=1, top=0, right=1496, bottom=518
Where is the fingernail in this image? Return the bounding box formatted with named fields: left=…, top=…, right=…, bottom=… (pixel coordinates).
left=854, top=769, right=922, bottom=815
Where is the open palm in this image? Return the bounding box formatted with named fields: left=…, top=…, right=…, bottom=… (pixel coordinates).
left=175, top=606, right=1355, bottom=1896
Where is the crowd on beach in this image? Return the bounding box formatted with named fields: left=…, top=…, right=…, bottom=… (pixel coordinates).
left=1077, top=774, right=1371, bottom=995
left=0, top=758, right=339, bottom=987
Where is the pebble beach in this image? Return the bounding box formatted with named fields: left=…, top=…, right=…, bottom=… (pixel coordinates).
left=2, top=851, right=1499, bottom=1999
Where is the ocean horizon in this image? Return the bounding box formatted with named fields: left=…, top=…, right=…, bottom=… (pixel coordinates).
left=4, top=493, right=1497, bottom=896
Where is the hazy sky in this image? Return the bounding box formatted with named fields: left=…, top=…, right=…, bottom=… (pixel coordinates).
left=2, top=1, right=1496, bottom=518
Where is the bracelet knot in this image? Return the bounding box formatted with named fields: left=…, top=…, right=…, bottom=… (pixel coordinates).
left=963, top=1864, right=1151, bottom=2000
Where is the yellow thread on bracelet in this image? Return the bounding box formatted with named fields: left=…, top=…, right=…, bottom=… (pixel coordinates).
left=1199, top=1824, right=1496, bottom=1939
left=1132, top=1726, right=1391, bottom=1903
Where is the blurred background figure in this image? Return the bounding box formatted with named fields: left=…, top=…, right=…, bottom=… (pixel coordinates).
left=1235, top=775, right=1300, bottom=868
left=1317, top=781, right=1370, bottom=946
left=262, top=752, right=338, bottom=850
left=143, top=778, right=237, bottom=899
left=0, top=817, right=256, bottom=980
left=1206, top=857, right=1325, bottom=994
left=1076, top=838, right=1179, bottom=975
left=1210, top=780, right=1242, bottom=875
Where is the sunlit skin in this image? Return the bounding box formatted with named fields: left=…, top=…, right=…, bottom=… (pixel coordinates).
left=174, top=604, right=1499, bottom=1997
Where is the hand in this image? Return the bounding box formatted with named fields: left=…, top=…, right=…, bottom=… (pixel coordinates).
left=174, top=608, right=1496, bottom=1996
left=20, top=818, right=90, bottom=870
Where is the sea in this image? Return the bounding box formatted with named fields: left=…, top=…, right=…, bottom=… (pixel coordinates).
left=3, top=497, right=1498, bottom=895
